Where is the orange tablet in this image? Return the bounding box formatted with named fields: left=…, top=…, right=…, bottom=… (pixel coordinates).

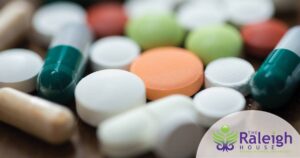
left=130, top=47, right=204, bottom=100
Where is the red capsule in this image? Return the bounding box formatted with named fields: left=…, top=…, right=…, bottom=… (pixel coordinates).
left=241, top=19, right=288, bottom=58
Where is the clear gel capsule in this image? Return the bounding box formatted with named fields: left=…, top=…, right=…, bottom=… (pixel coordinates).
left=251, top=26, right=300, bottom=109
left=37, top=23, right=92, bottom=104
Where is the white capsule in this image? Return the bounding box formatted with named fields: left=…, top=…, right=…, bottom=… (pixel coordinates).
left=193, top=87, right=246, bottom=127
left=146, top=95, right=201, bottom=125
left=97, top=95, right=203, bottom=158
left=32, top=2, right=86, bottom=46
left=0, top=0, right=34, bottom=50
left=75, top=69, right=146, bottom=127
left=0, top=88, right=76, bottom=144
left=205, top=57, right=255, bottom=96
left=90, top=36, right=140, bottom=71
left=154, top=111, right=205, bottom=158
left=0, top=49, right=43, bottom=93
left=98, top=108, right=157, bottom=158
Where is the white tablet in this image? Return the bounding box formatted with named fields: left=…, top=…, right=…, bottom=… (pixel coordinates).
left=205, top=57, right=255, bottom=95
left=177, top=1, right=227, bottom=30
left=225, top=0, right=274, bottom=26
left=75, top=69, right=146, bottom=127
left=193, top=87, right=246, bottom=127
left=90, top=36, right=140, bottom=71
left=0, top=49, right=43, bottom=93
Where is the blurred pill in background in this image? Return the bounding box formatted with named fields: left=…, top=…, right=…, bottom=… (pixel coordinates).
left=37, top=23, right=92, bottom=104
left=0, top=0, right=34, bottom=50
left=251, top=26, right=300, bottom=109
left=272, top=0, right=298, bottom=13
left=125, top=0, right=174, bottom=19
left=186, top=24, right=242, bottom=65
left=0, top=49, right=43, bottom=93
left=87, top=2, right=127, bottom=38
left=177, top=0, right=228, bottom=31
left=241, top=19, right=288, bottom=58
left=193, top=87, right=246, bottom=127
left=90, top=36, right=140, bottom=71
left=130, top=47, right=203, bottom=100
left=32, top=1, right=86, bottom=46
left=205, top=57, right=255, bottom=96
left=98, top=95, right=205, bottom=158
left=225, top=0, right=274, bottom=26
left=75, top=69, right=146, bottom=127
left=0, top=88, right=76, bottom=144
left=126, top=13, right=185, bottom=50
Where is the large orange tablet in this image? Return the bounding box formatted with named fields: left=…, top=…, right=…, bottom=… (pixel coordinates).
left=130, top=47, right=204, bottom=100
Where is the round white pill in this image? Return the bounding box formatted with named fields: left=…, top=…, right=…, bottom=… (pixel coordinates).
left=177, top=1, right=227, bottom=30
left=75, top=69, right=146, bottom=127
left=0, top=49, right=43, bottom=93
left=98, top=108, right=157, bottom=158
left=90, top=36, right=140, bottom=71
left=225, top=0, right=274, bottom=26
left=205, top=57, right=255, bottom=96
left=125, top=0, right=174, bottom=19
left=32, top=2, right=86, bottom=46
left=154, top=112, right=205, bottom=158
left=146, top=95, right=201, bottom=125
left=193, top=87, right=246, bottom=127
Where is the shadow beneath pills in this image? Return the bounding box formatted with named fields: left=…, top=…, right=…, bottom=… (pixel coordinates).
left=0, top=122, right=75, bottom=158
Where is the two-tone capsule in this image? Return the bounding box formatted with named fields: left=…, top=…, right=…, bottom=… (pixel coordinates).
left=251, top=26, right=300, bottom=109
left=37, top=23, right=92, bottom=103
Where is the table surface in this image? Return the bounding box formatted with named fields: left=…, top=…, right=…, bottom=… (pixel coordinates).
left=0, top=2, right=300, bottom=158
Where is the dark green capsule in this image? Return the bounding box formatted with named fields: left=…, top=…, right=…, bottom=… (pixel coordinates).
left=251, top=26, right=300, bottom=109
left=37, top=23, right=92, bottom=104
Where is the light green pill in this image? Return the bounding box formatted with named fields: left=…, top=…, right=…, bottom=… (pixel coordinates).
left=126, top=13, right=185, bottom=50
left=186, top=25, right=242, bottom=65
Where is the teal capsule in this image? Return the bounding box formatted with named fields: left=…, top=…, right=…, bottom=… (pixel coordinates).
left=37, top=23, right=92, bottom=104
left=251, top=26, right=300, bottom=109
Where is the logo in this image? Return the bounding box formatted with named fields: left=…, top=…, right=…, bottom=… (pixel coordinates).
left=197, top=111, right=300, bottom=158
left=213, top=125, right=238, bottom=152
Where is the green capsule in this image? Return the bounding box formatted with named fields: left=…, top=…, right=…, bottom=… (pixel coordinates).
left=37, top=23, right=92, bottom=104
left=251, top=26, right=300, bottom=109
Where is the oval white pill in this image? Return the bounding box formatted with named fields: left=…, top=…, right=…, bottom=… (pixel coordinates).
left=193, top=87, right=246, bottom=127
left=177, top=1, right=227, bottom=30
left=205, top=57, right=255, bottom=95
left=154, top=112, right=205, bottom=158
left=98, top=108, right=157, bottom=158
left=75, top=69, right=146, bottom=127
left=90, top=36, right=140, bottom=71
left=125, top=0, right=174, bottom=19
left=225, top=0, right=274, bottom=26
left=32, top=2, right=86, bottom=46
left=0, top=49, right=43, bottom=93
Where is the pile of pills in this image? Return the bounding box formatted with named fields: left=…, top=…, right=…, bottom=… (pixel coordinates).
left=0, top=0, right=299, bottom=157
